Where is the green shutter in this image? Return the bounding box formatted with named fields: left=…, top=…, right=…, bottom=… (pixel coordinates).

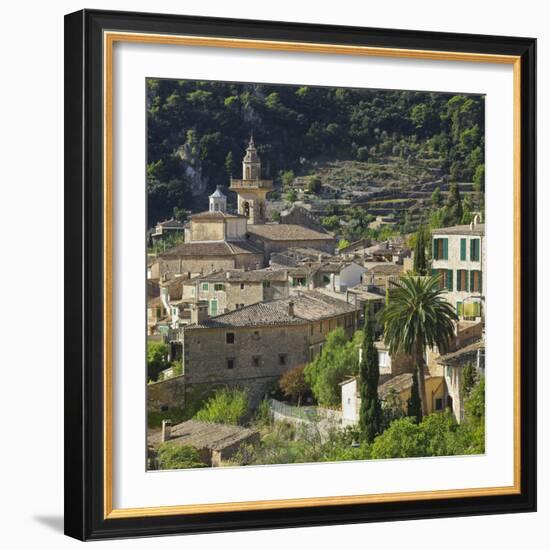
left=460, top=238, right=466, bottom=261
left=447, top=269, right=453, bottom=291
left=473, top=302, right=481, bottom=317
left=433, top=239, right=439, bottom=260
left=457, top=302, right=463, bottom=317
left=210, top=299, right=217, bottom=316
left=456, top=270, right=461, bottom=291
left=442, top=238, right=448, bottom=260
left=478, top=270, right=482, bottom=292
left=470, top=270, right=475, bottom=291
left=465, top=270, right=469, bottom=292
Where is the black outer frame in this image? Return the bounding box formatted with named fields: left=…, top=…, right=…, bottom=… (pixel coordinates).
left=64, top=9, right=537, bottom=541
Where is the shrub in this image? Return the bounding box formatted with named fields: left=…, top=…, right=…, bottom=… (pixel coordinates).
left=279, top=364, right=309, bottom=406
left=370, top=417, right=427, bottom=459
left=147, top=341, right=170, bottom=381
left=194, top=387, right=249, bottom=425
left=157, top=443, right=207, bottom=470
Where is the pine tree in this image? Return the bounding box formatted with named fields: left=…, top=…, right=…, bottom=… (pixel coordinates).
left=358, top=306, right=382, bottom=443
left=445, top=182, right=463, bottom=225
left=407, top=367, right=423, bottom=424
left=413, top=226, right=427, bottom=275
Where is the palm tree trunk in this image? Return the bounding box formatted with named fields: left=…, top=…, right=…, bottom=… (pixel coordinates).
left=415, top=337, right=428, bottom=418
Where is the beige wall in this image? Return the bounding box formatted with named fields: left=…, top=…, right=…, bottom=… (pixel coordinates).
left=189, top=220, right=225, bottom=242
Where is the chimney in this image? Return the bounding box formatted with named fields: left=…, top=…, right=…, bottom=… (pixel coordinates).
left=191, top=301, right=209, bottom=324
left=287, top=300, right=295, bottom=317
left=161, top=419, right=172, bottom=442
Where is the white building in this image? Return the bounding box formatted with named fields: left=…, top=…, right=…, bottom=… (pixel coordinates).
left=431, top=215, right=485, bottom=320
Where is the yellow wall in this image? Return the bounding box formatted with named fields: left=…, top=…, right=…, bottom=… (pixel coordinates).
left=189, top=220, right=225, bottom=242
left=395, top=376, right=446, bottom=415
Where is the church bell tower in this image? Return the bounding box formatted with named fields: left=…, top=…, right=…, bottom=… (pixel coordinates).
left=229, top=136, right=273, bottom=224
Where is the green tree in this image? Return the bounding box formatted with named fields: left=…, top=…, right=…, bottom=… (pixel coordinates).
left=157, top=443, right=208, bottom=469
left=304, top=329, right=362, bottom=407
left=337, top=238, right=350, bottom=250
left=406, top=367, right=423, bottom=423
left=461, top=363, right=477, bottom=399
left=445, top=182, right=463, bottom=225
left=224, top=151, right=234, bottom=178
left=147, top=341, right=170, bottom=381
left=413, top=225, right=427, bottom=275
left=379, top=274, right=458, bottom=416
left=270, top=210, right=281, bottom=222
left=194, top=387, right=249, bottom=425
left=280, top=169, right=295, bottom=188
left=279, top=364, right=309, bottom=406
left=285, top=189, right=297, bottom=203
left=371, top=417, right=427, bottom=459
left=358, top=307, right=382, bottom=442
left=307, top=176, right=322, bottom=194
left=431, top=186, right=442, bottom=208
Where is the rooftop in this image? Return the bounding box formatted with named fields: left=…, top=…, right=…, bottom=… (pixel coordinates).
left=186, top=290, right=358, bottom=329
left=247, top=223, right=334, bottom=242
left=378, top=373, right=435, bottom=399
left=432, top=223, right=485, bottom=236
left=189, top=211, right=247, bottom=221
left=159, top=240, right=263, bottom=259
left=436, top=339, right=485, bottom=367
left=365, top=263, right=404, bottom=275
left=148, top=420, right=259, bottom=451
left=156, top=218, right=185, bottom=228
left=193, top=268, right=289, bottom=284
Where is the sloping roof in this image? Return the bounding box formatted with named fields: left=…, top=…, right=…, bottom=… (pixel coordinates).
left=156, top=218, right=184, bottom=228
left=436, top=339, right=485, bottom=366
left=432, top=223, right=485, bottom=236
left=159, top=240, right=263, bottom=258
left=148, top=420, right=259, bottom=451
left=196, top=268, right=289, bottom=284
left=209, top=187, right=226, bottom=198
left=247, top=223, right=335, bottom=242
left=365, top=263, right=404, bottom=275
left=189, top=211, right=247, bottom=221
left=186, top=290, right=358, bottom=329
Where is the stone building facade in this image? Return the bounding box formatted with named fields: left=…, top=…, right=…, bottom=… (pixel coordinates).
left=176, top=291, right=360, bottom=401
left=431, top=217, right=485, bottom=319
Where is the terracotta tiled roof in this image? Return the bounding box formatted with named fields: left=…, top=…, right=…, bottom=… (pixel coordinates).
left=247, top=223, right=335, bottom=242
left=196, top=268, right=289, bottom=283
left=159, top=240, right=263, bottom=258
left=157, top=218, right=184, bottom=228
left=436, top=339, right=485, bottom=366
left=189, top=211, right=247, bottom=221
left=366, top=263, right=404, bottom=275
left=186, top=290, right=358, bottom=329
left=148, top=420, right=259, bottom=451
left=432, top=223, right=485, bottom=236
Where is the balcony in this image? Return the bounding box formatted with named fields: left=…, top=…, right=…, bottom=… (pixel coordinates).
left=229, top=177, right=273, bottom=190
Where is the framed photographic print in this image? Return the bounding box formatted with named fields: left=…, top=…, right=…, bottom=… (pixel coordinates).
left=64, top=9, right=537, bottom=541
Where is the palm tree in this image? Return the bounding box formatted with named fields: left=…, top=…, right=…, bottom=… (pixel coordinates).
left=379, top=274, right=458, bottom=417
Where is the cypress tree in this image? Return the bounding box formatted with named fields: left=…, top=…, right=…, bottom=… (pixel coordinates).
left=358, top=306, right=382, bottom=443
left=413, top=226, right=427, bottom=275
left=407, top=367, right=423, bottom=424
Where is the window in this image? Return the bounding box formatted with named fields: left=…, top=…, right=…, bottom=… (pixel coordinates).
left=470, top=270, right=482, bottom=292
left=460, top=238, right=467, bottom=261
left=432, top=269, right=453, bottom=291
left=319, top=344, right=324, bottom=355
left=226, top=332, right=235, bottom=344
left=252, top=330, right=260, bottom=340
left=279, top=354, right=287, bottom=366
left=435, top=398, right=443, bottom=411
left=322, top=274, right=331, bottom=284
left=433, top=238, right=448, bottom=260
left=456, top=269, right=469, bottom=291
left=470, top=238, right=480, bottom=261
left=252, top=356, right=261, bottom=367
left=214, top=283, right=225, bottom=291
left=201, top=282, right=209, bottom=291
left=310, top=325, right=314, bottom=336
left=210, top=299, right=218, bottom=316
left=235, top=303, right=245, bottom=309
left=309, top=347, right=314, bottom=362
left=171, top=307, right=178, bottom=316
left=378, top=351, right=390, bottom=368
left=262, top=281, right=271, bottom=288
left=445, top=366, right=452, bottom=379
left=226, top=358, right=235, bottom=369
left=240, top=283, right=245, bottom=290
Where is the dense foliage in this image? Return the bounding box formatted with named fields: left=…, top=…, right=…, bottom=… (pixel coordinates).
left=147, top=341, right=170, bottom=382
left=147, top=79, right=484, bottom=226
left=156, top=443, right=208, bottom=470
left=358, top=309, right=382, bottom=442
left=304, top=329, right=362, bottom=407
left=278, top=364, right=309, bottom=406
left=194, top=387, right=249, bottom=425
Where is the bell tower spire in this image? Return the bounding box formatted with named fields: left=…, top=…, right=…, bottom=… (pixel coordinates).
left=229, top=136, right=273, bottom=224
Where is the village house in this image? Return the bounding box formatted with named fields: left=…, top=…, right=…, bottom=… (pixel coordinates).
left=149, top=419, right=260, bottom=467
left=431, top=215, right=485, bottom=319
left=436, top=339, right=485, bottom=422
left=151, top=217, right=185, bottom=240
left=362, top=262, right=405, bottom=294
left=175, top=290, right=360, bottom=397
left=340, top=372, right=446, bottom=427
left=181, top=268, right=290, bottom=315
